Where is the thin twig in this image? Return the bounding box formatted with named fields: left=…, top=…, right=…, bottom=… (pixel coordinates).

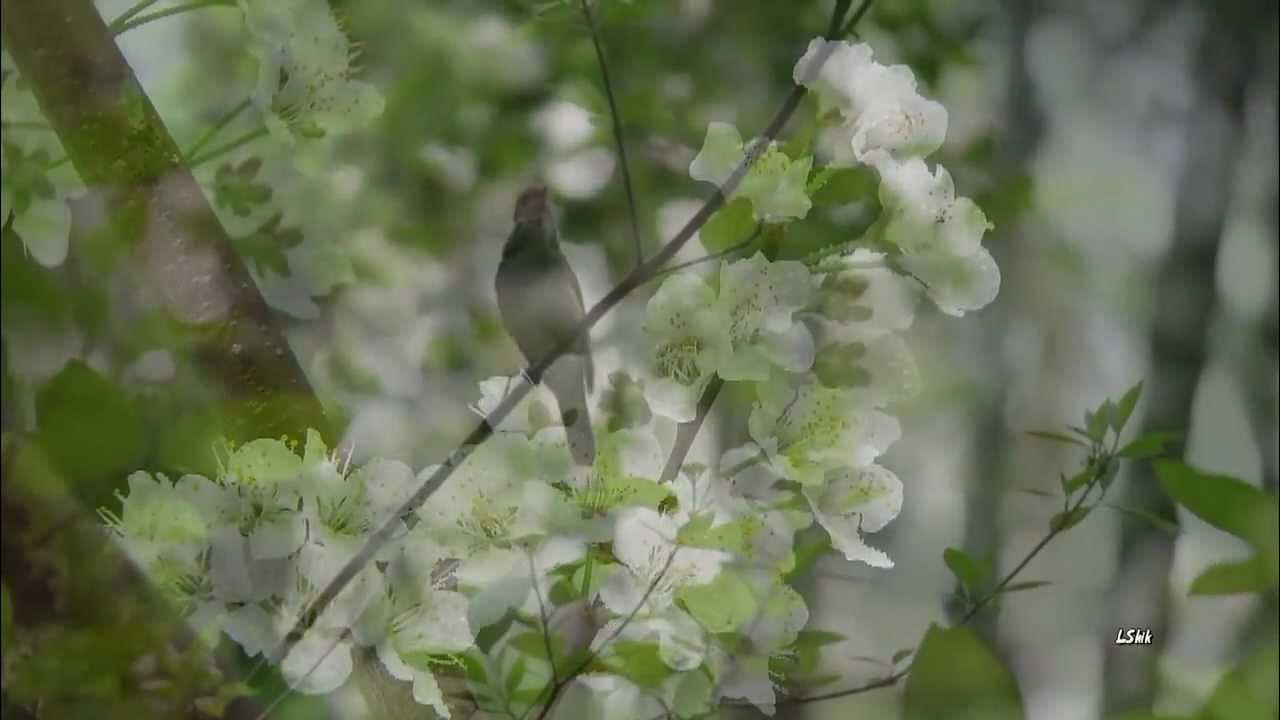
left=111, top=0, right=235, bottom=36
left=189, top=126, right=269, bottom=168
left=107, top=0, right=162, bottom=33
left=578, top=0, right=644, bottom=266
left=259, top=0, right=860, bottom=690
left=528, top=551, right=561, bottom=685
left=651, top=225, right=763, bottom=282
left=185, top=97, right=252, bottom=161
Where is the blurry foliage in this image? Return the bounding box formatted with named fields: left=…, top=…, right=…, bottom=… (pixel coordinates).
left=903, top=624, right=1022, bottom=720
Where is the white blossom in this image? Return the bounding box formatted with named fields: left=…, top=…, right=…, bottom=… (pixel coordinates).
left=642, top=273, right=728, bottom=421
left=599, top=507, right=728, bottom=616
left=803, top=464, right=903, bottom=567
left=689, top=122, right=813, bottom=222
left=793, top=39, right=947, bottom=165
left=747, top=380, right=900, bottom=486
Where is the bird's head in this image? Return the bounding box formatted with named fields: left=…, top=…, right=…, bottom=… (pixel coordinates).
left=514, top=185, right=552, bottom=227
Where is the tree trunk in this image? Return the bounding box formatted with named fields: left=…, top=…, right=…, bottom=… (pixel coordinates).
left=1102, top=4, right=1264, bottom=712
left=2, top=0, right=333, bottom=446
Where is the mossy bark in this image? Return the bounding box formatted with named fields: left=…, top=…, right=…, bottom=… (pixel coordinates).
left=2, top=0, right=333, bottom=446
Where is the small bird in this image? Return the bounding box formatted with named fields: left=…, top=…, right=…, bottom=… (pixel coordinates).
left=495, top=186, right=595, bottom=466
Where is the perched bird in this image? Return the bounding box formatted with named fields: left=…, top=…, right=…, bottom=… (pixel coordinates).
left=495, top=186, right=596, bottom=466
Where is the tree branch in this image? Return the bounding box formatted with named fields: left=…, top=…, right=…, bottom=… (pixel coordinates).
left=578, top=0, right=644, bottom=266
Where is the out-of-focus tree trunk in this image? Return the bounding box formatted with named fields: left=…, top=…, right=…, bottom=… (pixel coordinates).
left=959, top=0, right=1045, bottom=645
left=1102, top=3, right=1265, bottom=712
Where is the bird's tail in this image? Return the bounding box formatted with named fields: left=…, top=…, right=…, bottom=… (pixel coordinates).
left=544, top=355, right=595, bottom=467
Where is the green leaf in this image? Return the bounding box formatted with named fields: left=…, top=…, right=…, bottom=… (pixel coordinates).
left=783, top=525, right=833, bottom=582
left=793, top=629, right=845, bottom=649
left=1155, top=461, right=1280, bottom=551
left=1085, top=402, right=1112, bottom=442
left=943, top=547, right=990, bottom=592
left=1050, top=505, right=1091, bottom=532
left=1196, top=644, right=1278, bottom=720
left=37, top=360, right=148, bottom=505
left=504, top=657, right=528, bottom=696
left=671, top=669, right=714, bottom=718
left=600, top=371, right=652, bottom=432
left=679, top=571, right=757, bottom=633
left=1061, top=468, right=1092, bottom=495
left=598, top=640, right=674, bottom=689
left=475, top=610, right=518, bottom=654
left=1111, top=381, right=1143, bottom=433
left=1101, top=503, right=1180, bottom=536
left=213, top=157, right=273, bottom=217
left=509, top=686, right=549, bottom=706
left=509, top=631, right=561, bottom=665
left=458, top=652, right=488, bottom=684
left=1189, top=554, right=1277, bottom=596
left=1118, top=432, right=1179, bottom=460
left=231, top=211, right=302, bottom=278
left=809, top=165, right=878, bottom=207
left=903, top=624, right=1024, bottom=720
left=1025, top=430, right=1088, bottom=447
left=698, top=197, right=755, bottom=253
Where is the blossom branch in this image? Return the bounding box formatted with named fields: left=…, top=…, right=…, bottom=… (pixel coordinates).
left=579, top=0, right=644, bottom=266
left=776, top=451, right=1116, bottom=707
left=527, top=376, right=724, bottom=719
left=264, top=0, right=867, bottom=680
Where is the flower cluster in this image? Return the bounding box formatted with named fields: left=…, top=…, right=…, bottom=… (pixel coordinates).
left=100, top=35, right=998, bottom=719
left=99, top=432, right=471, bottom=717
left=240, top=0, right=385, bottom=142
left=794, top=38, right=999, bottom=316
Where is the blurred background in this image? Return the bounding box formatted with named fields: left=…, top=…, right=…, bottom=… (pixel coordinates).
left=2, top=1, right=1276, bottom=719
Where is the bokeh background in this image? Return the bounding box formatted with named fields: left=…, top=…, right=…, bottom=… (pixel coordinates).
left=2, top=1, right=1276, bottom=719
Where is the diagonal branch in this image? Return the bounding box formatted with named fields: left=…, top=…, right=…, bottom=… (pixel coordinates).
left=264, top=0, right=866, bottom=681
left=578, top=0, right=644, bottom=266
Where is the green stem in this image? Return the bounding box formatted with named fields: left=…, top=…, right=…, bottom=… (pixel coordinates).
left=651, top=224, right=763, bottom=282
left=578, top=0, right=644, bottom=267
left=580, top=551, right=595, bottom=600
left=785, top=448, right=1117, bottom=707
left=189, top=126, right=268, bottom=168
left=185, top=98, right=253, bottom=161
left=111, top=0, right=235, bottom=37
left=107, top=0, right=162, bottom=32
